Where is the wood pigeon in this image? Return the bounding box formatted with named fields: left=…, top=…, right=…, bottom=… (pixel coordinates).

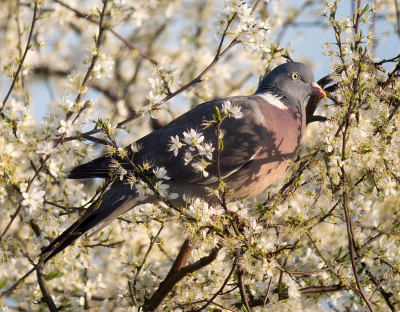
left=42, top=62, right=326, bottom=261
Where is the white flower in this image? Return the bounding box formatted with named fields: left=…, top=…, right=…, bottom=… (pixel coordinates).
left=288, top=282, right=301, bottom=300
left=83, top=273, right=107, bottom=301
left=192, top=158, right=210, bottom=177
left=21, top=185, right=45, bottom=215
left=224, top=0, right=242, bottom=13
left=109, top=159, right=127, bottom=180
left=148, top=76, right=164, bottom=95
left=197, top=143, right=215, bottom=160
left=3, top=143, right=22, bottom=158
left=32, top=232, right=50, bottom=251
left=58, top=119, right=75, bottom=136
left=154, top=63, right=181, bottom=89
left=166, top=192, right=179, bottom=200
left=187, top=197, right=223, bottom=226
left=118, top=168, right=127, bottom=181
left=153, top=181, right=170, bottom=197
left=212, top=12, right=229, bottom=40
left=117, top=147, right=128, bottom=158
left=139, top=103, right=158, bottom=121
left=66, top=70, right=82, bottom=92
left=153, top=167, right=171, bottom=180
left=182, top=129, right=204, bottom=150
left=274, top=204, right=288, bottom=217
left=131, top=143, right=143, bottom=153
left=221, top=100, right=243, bottom=119
left=135, top=180, right=154, bottom=200
left=244, top=220, right=264, bottom=237
left=147, top=91, right=163, bottom=104
left=36, top=141, right=57, bottom=155
left=168, top=135, right=182, bottom=156
left=183, top=150, right=194, bottom=165
left=49, top=159, right=60, bottom=177
left=93, top=54, right=114, bottom=79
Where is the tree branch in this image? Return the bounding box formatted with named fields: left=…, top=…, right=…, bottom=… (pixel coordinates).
left=142, top=246, right=220, bottom=311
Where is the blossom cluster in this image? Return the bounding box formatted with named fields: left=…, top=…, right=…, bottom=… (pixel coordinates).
left=213, top=0, right=272, bottom=56
left=138, top=62, right=182, bottom=121
left=169, top=129, right=215, bottom=177
left=134, top=166, right=179, bottom=202
left=168, top=101, right=243, bottom=179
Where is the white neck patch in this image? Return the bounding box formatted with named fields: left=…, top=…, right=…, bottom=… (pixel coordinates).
left=255, top=93, right=288, bottom=110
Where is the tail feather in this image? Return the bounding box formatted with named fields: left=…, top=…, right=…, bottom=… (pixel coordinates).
left=42, top=182, right=139, bottom=262
left=68, top=156, right=111, bottom=179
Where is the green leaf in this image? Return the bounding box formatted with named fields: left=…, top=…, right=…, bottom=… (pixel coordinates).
left=241, top=304, right=249, bottom=312
left=214, top=106, right=221, bottom=120
left=362, top=4, right=370, bottom=14
left=218, top=138, right=224, bottom=151
left=45, top=272, right=64, bottom=281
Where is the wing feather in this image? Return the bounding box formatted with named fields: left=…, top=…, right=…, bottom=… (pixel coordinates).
left=69, top=96, right=267, bottom=185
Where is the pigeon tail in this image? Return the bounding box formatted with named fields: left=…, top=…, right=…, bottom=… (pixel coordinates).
left=41, top=182, right=139, bottom=262
left=68, top=156, right=110, bottom=179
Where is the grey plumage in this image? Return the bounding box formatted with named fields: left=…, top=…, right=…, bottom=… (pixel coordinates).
left=42, top=62, right=326, bottom=260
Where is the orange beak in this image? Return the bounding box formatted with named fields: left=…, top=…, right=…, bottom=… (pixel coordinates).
left=309, top=82, right=327, bottom=98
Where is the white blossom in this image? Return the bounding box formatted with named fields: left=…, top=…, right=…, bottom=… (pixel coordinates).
left=36, top=142, right=57, bottom=155
left=153, top=167, right=170, bottom=180
left=21, top=184, right=45, bottom=216
left=221, top=100, right=243, bottom=119
left=168, top=135, right=182, bottom=156
left=139, top=103, right=158, bottom=121
left=191, top=158, right=210, bottom=177
left=183, top=150, right=194, bottom=165
left=83, top=273, right=107, bottom=301
left=146, top=90, right=163, bottom=104
left=32, top=232, right=50, bottom=251
left=58, top=119, right=75, bottom=136
left=182, top=129, right=204, bottom=150
left=135, top=180, right=154, bottom=200
left=130, top=143, right=143, bottom=154
left=93, top=54, right=114, bottom=79
left=197, top=142, right=215, bottom=160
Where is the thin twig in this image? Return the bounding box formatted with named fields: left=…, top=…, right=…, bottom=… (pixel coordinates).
left=237, top=267, right=251, bottom=312
left=128, top=280, right=139, bottom=307
left=133, top=225, right=165, bottom=285
left=192, top=262, right=236, bottom=311
left=1, top=3, right=38, bottom=110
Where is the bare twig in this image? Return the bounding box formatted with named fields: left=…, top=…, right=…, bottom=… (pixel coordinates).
left=133, top=225, right=165, bottom=285
left=237, top=267, right=251, bottom=312
left=128, top=280, right=139, bottom=307
left=192, top=263, right=236, bottom=312
left=1, top=3, right=38, bottom=110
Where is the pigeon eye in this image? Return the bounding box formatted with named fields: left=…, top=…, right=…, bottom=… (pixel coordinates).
left=291, top=72, right=300, bottom=80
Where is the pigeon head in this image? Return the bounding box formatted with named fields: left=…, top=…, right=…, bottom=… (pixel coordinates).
left=255, top=62, right=326, bottom=108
